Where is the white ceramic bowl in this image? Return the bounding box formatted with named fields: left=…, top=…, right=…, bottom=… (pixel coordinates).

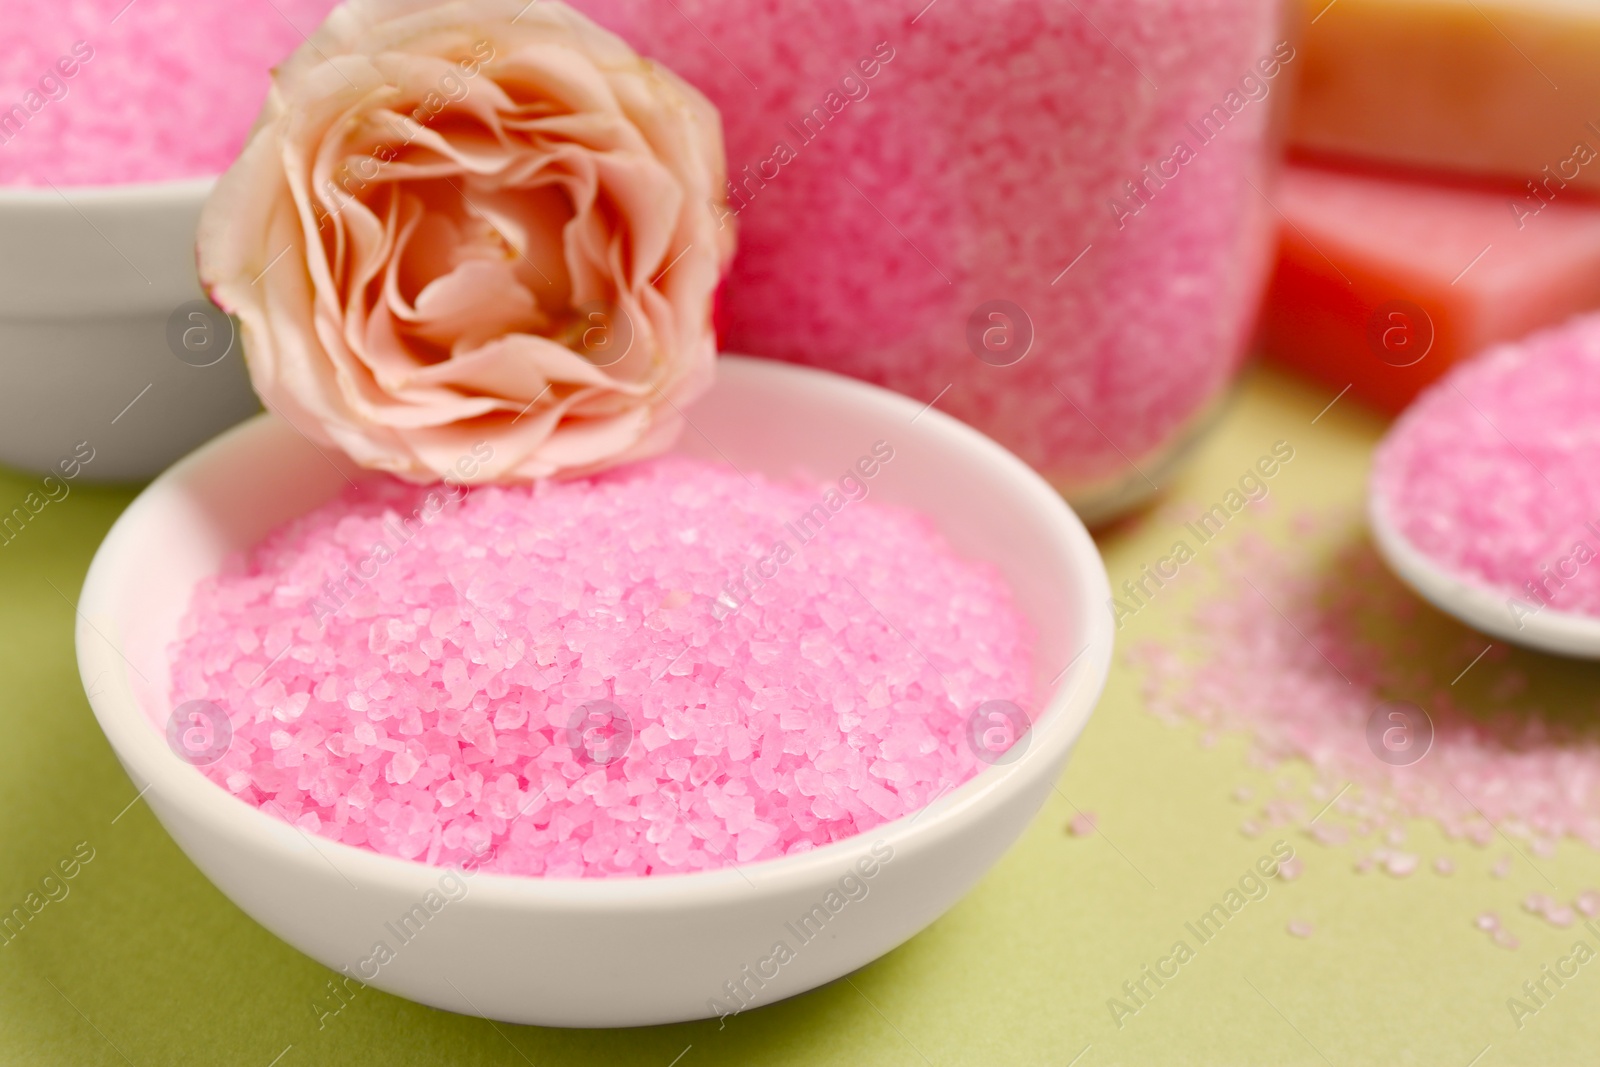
left=75, top=355, right=1113, bottom=1027
left=1370, top=487, right=1600, bottom=658
left=0, top=179, right=260, bottom=481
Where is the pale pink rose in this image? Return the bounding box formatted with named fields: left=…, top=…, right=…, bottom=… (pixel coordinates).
left=198, top=0, right=733, bottom=482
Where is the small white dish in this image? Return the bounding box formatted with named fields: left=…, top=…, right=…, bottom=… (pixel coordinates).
left=75, top=355, right=1113, bottom=1027
left=0, top=178, right=259, bottom=481
left=1369, top=488, right=1600, bottom=658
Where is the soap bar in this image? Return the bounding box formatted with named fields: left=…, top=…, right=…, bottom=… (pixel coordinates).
left=1255, top=160, right=1600, bottom=413
left=1293, top=0, right=1600, bottom=191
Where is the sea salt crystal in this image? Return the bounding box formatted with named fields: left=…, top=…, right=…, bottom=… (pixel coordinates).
left=168, top=457, right=1034, bottom=877
left=1278, top=856, right=1304, bottom=882
left=1382, top=852, right=1417, bottom=878
left=1286, top=920, right=1315, bottom=938
left=1067, top=812, right=1098, bottom=837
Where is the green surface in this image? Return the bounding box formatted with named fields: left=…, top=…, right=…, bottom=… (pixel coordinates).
left=4, top=363, right=1600, bottom=1066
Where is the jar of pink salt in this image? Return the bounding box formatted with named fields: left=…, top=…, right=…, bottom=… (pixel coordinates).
left=576, top=0, right=1292, bottom=522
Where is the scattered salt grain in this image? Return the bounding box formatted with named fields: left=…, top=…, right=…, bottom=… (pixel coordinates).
left=1287, top=920, right=1315, bottom=938
left=1382, top=852, right=1417, bottom=878
left=1131, top=528, right=1600, bottom=858
left=1067, top=812, right=1098, bottom=837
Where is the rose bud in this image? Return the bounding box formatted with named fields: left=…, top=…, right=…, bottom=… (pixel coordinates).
left=198, top=0, right=734, bottom=482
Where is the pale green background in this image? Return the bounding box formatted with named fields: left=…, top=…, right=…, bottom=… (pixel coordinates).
left=3, top=364, right=1598, bottom=1065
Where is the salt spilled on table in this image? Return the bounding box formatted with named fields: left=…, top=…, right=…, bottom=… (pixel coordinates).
left=168, top=456, right=1035, bottom=878
left=1373, top=312, right=1600, bottom=619
left=1133, top=514, right=1600, bottom=946
left=1134, top=524, right=1600, bottom=856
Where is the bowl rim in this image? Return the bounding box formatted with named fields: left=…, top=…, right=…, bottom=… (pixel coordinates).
left=0, top=175, right=215, bottom=207
left=76, top=355, right=1115, bottom=911
left=1369, top=481, right=1600, bottom=657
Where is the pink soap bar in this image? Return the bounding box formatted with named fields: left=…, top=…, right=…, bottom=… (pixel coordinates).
left=0, top=0, right=336, bottom=186
left=1257, top=159, right=1600, bottom=413
left=1373, top=313, right=1600, bottom=617
left=575, top=0, right=1285, bottom=513
left=167, top=456, right=1035, bottom=878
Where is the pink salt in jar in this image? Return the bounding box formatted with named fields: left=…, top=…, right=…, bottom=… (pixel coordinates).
left=577, top=0, right=1291, bottom=522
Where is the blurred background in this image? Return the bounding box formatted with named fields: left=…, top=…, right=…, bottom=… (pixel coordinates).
left=4, top=1, right=1600, bottom=1064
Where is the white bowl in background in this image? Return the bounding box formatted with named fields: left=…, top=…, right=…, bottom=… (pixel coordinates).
left=75, top=355, right=1113, bottom=1027
left=0, top=178, right=260, bottom=481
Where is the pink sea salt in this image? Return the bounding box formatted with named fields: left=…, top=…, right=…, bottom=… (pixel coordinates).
left=1, top=0, right=336, bottom=185
left=1374, top=312, right=1600, bottom=618
left=574, top=0, right=1284, bottom=509
left=1132, top=524, right=1600, bottom=855
left=1286, top=919, right=1314, bottom=939
left=166, top=456, right=1034, bottom=877
left=1384, top=852, right=1418, bottom=877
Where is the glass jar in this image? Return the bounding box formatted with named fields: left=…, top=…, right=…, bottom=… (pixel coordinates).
left=579, top=0, right=1291, bottom=523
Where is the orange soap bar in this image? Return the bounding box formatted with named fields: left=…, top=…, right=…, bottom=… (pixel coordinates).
left=1256, top=159, right=1600, bottom=413
left=1294, top=0, right=1600, bottom=191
